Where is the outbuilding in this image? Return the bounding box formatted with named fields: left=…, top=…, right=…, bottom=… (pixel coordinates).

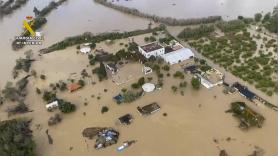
left=118, top=114, right=133, bottom=125
left=106, top=63, right=118, bottom=74
left=80, top=47, right=91, bottom=54
left=161, top=48, right=194, bottom=65
left=46, top=101, right=59, bottom=110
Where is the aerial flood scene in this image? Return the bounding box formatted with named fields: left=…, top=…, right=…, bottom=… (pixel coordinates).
left=0, top=0, right=277, bottom=156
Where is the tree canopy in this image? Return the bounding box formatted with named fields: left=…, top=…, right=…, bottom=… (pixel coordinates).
left=191, top=77, right=201, bottom=90
left=0, top=119, right=35, bottom=156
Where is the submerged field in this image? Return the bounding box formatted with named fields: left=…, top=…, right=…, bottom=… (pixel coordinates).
left=1, top=32, right=278, bottom=155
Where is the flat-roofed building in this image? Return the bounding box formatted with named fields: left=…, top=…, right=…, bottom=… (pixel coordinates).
left=138, top=42, right=165, bottom=59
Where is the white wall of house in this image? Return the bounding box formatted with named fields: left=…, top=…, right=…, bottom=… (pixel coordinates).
left=138, top=46, right=165, bottom=59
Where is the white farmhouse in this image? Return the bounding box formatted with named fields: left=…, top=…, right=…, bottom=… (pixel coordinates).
left=138, top=42, right=165, bottom=59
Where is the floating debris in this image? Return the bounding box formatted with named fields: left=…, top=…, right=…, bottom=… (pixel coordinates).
left=95, top=128, right=119, bottom=149
left=117, top=140, right=137, bottom=152
left=227, top=102, right=265, bottom=129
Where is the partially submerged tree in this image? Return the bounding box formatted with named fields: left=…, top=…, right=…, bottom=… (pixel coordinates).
left=191, top=77, right=201, bottom=90
left=101, top=106, right=109, bottom=114
left=48, top=114, right=62, bottom=126
left=7, top=102, right=29, bottom=116
left=42, top=91, right=56, bottom=103
left=92, top=62, right=107, bottom=81
left=57, top=99, right=76, bottom=113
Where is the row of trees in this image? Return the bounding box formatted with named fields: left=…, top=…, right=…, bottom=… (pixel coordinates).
left=94, top=0, right=221, bottom=26
left=13, top=51, right=35, bottom=78
left=40, top=26, right=165, bottom=53
left=178, top=25, right=215, bottom=40
left=216, top=20, right=246, bottom=32
left=2, top=76, right=29, bottom=103
left=0, top=0, right=29, bottom=17
left=131, top=77, right=145, bottom=89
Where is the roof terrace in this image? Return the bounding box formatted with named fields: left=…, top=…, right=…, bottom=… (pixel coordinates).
left=140, top=42, right=163, bottom=53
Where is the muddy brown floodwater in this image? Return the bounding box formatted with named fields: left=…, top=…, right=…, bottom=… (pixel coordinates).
left=0, top=0, right=278, bottom=156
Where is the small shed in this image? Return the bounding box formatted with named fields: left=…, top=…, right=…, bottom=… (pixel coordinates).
left=142, top=66, right=152, bottom=75
left=80, top=47, right=91, bottom=54
left=118, top=114, right=133, bottom=125
left=142, top=83, right=155, bottom=92
left=67, top=83, right=81, bottom=92
left=113, top=94, right=124, bottom=104
left=137, top=102, right=160, bottom=116
left=106, top=63, right=118, bottom=74
left=46, top=101, right=59, bottom=110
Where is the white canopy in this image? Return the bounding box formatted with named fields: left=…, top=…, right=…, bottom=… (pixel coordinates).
left=142, top=83, right=155, bottom=92
left=80, top=47, right=91, bottom=54
left=161, top=48, right=194, bottom=65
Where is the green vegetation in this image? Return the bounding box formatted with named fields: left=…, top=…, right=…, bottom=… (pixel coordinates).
left=171, top=86, right=178, bottom=93
left=101, top=106, right=109, bottom=114
left=173, top=71, right=185, bottom=79
left=42, top=91, right=56, bottom=103
left=186, top=22, right=278, bottom=95
left=227, top=102, right=265, bottom=129
left=48, top=114, right=62, bottom=126
left=78, top=79, right=85, bottom=87
left=216, top=20, right=246, bottom=32
left=94, top=0, right=221, bottom=26
left=40, top=74, right=46, bottom=80
left=131, top=77, right=145, bottom=89
left=179, top=81, right=187, bottom=88
left=34, top=0, right=67, bottom=17
left=254, top=13, right=262, bottom=22
left=178, top=25, right=215, bottom=40
left=7, top=102, right=29, bottom=116
left=92, top=62, right=107, bottom=81
left=2, top=76, right=29, bottom=102
left=162, top=65, right=170, bottom=71
left=13, top=51, right=35, bottom=78
left=40, top=26, right=165, bottom=53
left=191, top=77, right=201, bottom=90
left=263, top=11, right=278, bottom=33
left=53, top=81, right=67, bottom=92
left=57, top=99, right=76, bottom=113
left=88, top=54, right=97, bottom=65
left=122, top=90, right=142, bottom=103
left=0, top=0, right=29, bottom=17
left=0, top=119, right=35, bottom=156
